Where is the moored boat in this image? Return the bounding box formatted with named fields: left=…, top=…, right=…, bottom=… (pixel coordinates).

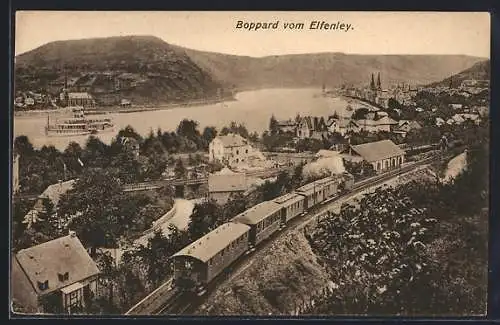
left=44, top=107, right=114, bottom=137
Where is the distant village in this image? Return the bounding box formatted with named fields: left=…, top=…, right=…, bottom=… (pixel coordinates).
left=14, top=71, right=143, bottom=110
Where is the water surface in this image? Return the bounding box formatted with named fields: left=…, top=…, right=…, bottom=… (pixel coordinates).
left=14, top=88, right=352, bottom=150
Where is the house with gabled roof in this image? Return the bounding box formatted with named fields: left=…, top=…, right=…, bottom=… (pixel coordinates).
left=296, top=116, right=328, bottom=140
left=341, top=139, right=405, bottom=173
left=326, top=116, right=360, bottom=136
left=24, top=180, right=76, bottom=231
left=392, top=120, right=422, bottom=137
left=275, top=119, right=296, bottom=134
left=356, top=116, right=399, bottom=133
left=11, top=233, right=100, bottom=314
left=208, top=133, right=253, bottom=167
left=208, top=169, right=248, bottom=205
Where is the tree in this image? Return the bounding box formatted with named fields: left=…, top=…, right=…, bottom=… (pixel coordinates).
left=202, top=126, right=218, bottom=148
left=269, top=115, right=279, bottom=135
left=290, top=163, right=305, bottom=189
left=188, top=200, right=221, bottom=240
left=174, top=159, right=186, bottom=179
left=58, top=168, right=128, bottom=253
left=249, top=132, right=260, bottom=143
left=63, top=142, right=84, bottom=174
left=222, top=193, right=248, bottom=220
left=160, top=131, right=179, bottom=153
left=109, top=151, right=142, bottom=183
left=258, top=176, right=286, bottom=202
left=351, top=107, right=369, bottom=121
left=117, top=125, right=143, bottom=142
left=140, top=152, right=168, bottom=181
left=307, top=185, right=438, bottom=315
left=82, top=136, right=111, bottom=169
left=12, top=198, right=38, bottom=251
left=142, top=229, right=175, bottom=287
left=220, top=121, right=249, bottom=138
left=14, top=135, right=34, bottom=157
left=94, top=250, right=119, bottom=307
left=388, top=98, right=403, bottom=111
left=176, top=119, right=200, bottom=140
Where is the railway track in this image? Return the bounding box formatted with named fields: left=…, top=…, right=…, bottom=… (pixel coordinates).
left=149, top=153, right=446, bottom=316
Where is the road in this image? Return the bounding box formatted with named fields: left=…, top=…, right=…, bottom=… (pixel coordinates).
left=442, top=151, right=467, bottom=183
left=134, top=199, right=196, bottom=247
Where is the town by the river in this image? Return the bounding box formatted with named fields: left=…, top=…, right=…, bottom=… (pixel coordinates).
left=14, top=88, right=353, bottom=150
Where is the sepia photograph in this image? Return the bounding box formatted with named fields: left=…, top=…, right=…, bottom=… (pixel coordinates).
left=10, top=11, right=490, bottom=317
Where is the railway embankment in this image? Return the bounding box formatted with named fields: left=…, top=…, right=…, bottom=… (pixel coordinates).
left=197, top=230, right=330, bottom=315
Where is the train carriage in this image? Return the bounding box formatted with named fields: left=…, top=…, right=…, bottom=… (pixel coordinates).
left=172, top=222, right=250, bottom=292
left=315, top=177, right=336, bottom=200
left=295, top=180, right=327, bottom=209
left=231, top=201, right=282, bottom=249
left=273, top=193, right=305, bottom=225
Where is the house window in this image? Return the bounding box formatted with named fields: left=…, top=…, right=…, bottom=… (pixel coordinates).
left=245, top=149, right=248, bottom=154
left=236, top=150, right=239, bottom=155
left=37, top=280, right=49, bottom=291
left=58, top=272, right=69, bottom=282
left=68, top=290, right=82, bottom=308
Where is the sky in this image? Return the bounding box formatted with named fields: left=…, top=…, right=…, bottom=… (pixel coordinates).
left=15, top=11, right=490, bottom=58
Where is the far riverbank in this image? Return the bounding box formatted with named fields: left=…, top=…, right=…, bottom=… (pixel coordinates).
left=14, top=96, right=237, bottom=118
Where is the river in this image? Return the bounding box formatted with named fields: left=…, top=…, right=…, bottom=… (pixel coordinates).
left=14, top=88, right=353, bottom=150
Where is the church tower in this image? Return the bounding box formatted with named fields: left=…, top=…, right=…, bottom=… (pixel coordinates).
left=370, top=73, right=376, bottom=90
left=377, top=72, right=382, bottom=90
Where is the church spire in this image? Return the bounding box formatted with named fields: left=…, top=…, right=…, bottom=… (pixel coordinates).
left=377, top=72, right=381, bottom=90
left=370, top=73, right=375, bottom=90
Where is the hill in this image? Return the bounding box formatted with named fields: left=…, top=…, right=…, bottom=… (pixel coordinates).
left=174, top=45, right=486, bottom=89
left=428, top=59, right=490, bottom=88
left=15, top=35, right=487, bottom=105
left=15, top=36, right=223, bottom=105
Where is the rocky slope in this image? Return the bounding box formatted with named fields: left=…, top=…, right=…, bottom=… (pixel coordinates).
left=15, top=36, right=223, bottom=104
left=197, top=230, right=332, bottom=316
left=428, top=59, right=490, bottom=88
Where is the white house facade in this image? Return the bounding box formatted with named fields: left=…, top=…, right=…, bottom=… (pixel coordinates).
left=208, top=134, right=253, bottom=167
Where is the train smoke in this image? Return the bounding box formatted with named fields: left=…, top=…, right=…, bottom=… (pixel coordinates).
left=303, top=156, right=346, bottom=179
